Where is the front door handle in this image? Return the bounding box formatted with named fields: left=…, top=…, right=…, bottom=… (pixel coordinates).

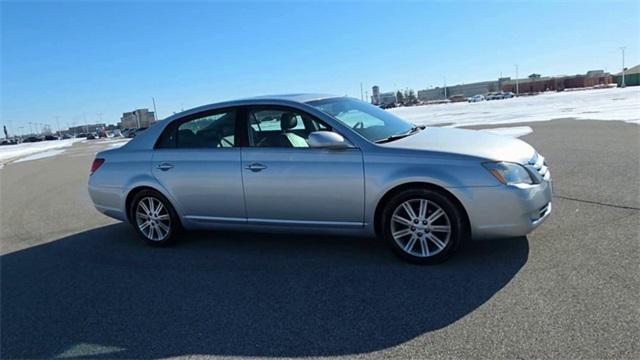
left=245, top=163, right=267, bottom=172
left=156, top=163, right=174, bottom=171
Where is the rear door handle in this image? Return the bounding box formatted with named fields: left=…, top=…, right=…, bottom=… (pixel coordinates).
left=245, top=163, right=267, bottom=172
left=156, top=163, right=174, bottom=171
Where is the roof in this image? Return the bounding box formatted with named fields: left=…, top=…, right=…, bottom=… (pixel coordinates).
left=160, top=93, right=343, bottom=124
left=242, top=93, right=339, bottom=103
left=616, top=64, right=640, bottom=75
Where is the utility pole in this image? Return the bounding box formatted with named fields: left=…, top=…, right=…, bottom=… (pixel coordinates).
left=620, top=46, right=626, bottom=88
left=515, top=64, right=519, bottom=95
left=134, top=111, right=140, bottom=128
left=360, top=83, right=364, bottom=101
left=443, top=76, right=447, bottom=99
left=54, top=116, right=60, bottom=137
left=152, top=97, right=158, bottom=121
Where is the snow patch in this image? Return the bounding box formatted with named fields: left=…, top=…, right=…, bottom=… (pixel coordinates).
left=389, top=87, right=640, bottom=127
left=0, top=139, right=80, bottom=164
left=13, top=149, right=66, bottom=163
left=481, top=126, right=533, bottom=138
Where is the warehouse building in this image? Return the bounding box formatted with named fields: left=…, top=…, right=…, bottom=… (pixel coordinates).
left=120, top=109, right=156, bottom=129
left=613, top=64, right=640, bottom=87
left=417, top=88, right=445, bottom=102
left=68, top=123, right=106, bottom=135
left=417, top=80, right=499, bottom=102
left=501, top=70, right=612, bottom=93
left=370, top=86, right=397, bottom=106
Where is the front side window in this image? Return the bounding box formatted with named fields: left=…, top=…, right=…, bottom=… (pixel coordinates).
left=248, top=108, right=329, bottom=148
left=308, top=97, right=416, bottom=143
left=157, top=109, right=237, bottom=149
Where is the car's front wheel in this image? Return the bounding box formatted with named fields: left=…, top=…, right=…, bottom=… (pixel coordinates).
left=381, top=189, right=465, bottom=264
left=129, top=190, right=180, bottom=246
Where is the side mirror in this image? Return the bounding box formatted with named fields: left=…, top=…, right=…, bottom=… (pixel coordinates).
left=308, top=131, right=352, bottom=149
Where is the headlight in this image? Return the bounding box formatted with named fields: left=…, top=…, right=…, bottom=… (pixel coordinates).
left=483, top=162, right=533, bottom=185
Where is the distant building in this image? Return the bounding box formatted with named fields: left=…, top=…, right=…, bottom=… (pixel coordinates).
left=445, top=80, right=499, bottom=98
left=370, top=86, right=396, bottom=106
left=613, top=64, right=640, bottom=87
left=121, top=109, right=155, bottom=129
left=501, top=70, right=613, bottom=93
left=371, top=86, right=381, bottom=105
left=418, top=80, right=499, bottom=102
left=68, top=123, right=106, bottom=135
left=378, top=91, right=397, bottom=106
left=417, top=88, right=445, bottom=102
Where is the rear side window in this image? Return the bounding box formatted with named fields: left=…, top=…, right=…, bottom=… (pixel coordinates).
left=156, top=109, right=237, bottom=149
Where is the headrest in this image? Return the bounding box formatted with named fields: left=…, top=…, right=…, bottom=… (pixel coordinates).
left=280, top=113, right=298, bottom=131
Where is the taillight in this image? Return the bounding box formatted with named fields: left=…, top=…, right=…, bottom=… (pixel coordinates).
left=90, top=158, right=105, bottom=175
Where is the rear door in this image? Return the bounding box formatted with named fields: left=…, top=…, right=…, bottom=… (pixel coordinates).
left=240, top=106, right=365, bottom=227
left=151, top=108, right=245, bottom=224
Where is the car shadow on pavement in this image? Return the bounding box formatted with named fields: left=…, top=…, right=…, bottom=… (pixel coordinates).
left=1, top=223, right=528, bottom=359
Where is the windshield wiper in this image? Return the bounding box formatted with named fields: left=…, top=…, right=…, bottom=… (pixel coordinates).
left=375, top=125, right=425, bottom=144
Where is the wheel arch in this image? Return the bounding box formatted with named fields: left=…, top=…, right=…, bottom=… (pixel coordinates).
left=373, top=182, right=471, bottom=239
left=124, top=185, right=182, bottom=226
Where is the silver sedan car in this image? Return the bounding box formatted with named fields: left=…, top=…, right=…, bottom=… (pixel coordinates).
left=89, top=94, right=552, bottom=264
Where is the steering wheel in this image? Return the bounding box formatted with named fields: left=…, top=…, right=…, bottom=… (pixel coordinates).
left=352, top=121, right=364, bottom=130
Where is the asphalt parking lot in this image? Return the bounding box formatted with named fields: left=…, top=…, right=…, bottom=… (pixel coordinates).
left=1, top=119, right=638, bottom=359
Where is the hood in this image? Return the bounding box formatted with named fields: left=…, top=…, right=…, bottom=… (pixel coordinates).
left=379, top=127, right=535, bottom=163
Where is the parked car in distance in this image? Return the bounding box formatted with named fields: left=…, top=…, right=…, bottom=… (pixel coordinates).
left=86, top=133, right=96, bottom=140
left=468, top=94, right=485, bottom=103
left=44, top=134, right=59, bottom=141
left=448, top=95, right=467, bottom=103
left=89, top=94, right=552, bottom=264
left=485, top=92, right=501, bottom=100
left=487, top=91, right=515, bottom=100
left=22, top=136, right=43, bottom=143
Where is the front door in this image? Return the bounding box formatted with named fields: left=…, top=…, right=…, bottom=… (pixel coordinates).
left=151, top=108, right=245, bottom=223
left=241, top=106, right=365, bottom=227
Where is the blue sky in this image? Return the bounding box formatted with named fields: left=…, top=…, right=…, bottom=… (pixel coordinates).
left=2, top=0, right=639, bottom=131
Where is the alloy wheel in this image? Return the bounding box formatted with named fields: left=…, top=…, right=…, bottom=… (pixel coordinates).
left=390, top=198, right=451, bottom=257
left=135, top=196, right=171, bottom=241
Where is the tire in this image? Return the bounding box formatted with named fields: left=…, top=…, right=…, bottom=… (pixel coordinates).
left=381, top=188, right=465, bottom=264
left=129, top=189, right=180, bottom=246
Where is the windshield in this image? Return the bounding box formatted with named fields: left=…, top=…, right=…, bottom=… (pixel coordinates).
left=308, top=97, right=415, bottom=142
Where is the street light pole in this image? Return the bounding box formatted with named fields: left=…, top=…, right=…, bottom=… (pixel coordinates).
left=152, top=97, right=158, bottom=121
left=54, top=116, right=61, bottom=137
left=443, top=76, right=447, bottom=99
left=134, top=111, right=140, bottom=128
left=515, top=64, right=519, bottom=95
left=620, top=46, right=626, bottom=88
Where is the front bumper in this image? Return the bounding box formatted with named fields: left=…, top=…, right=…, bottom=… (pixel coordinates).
left=452, top=179, right=553, bottom=240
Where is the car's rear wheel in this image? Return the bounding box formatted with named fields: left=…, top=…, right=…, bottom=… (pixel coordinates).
left=381, top=189, right=465, bottom=264
left=129, top=189, right=179, bottom=246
